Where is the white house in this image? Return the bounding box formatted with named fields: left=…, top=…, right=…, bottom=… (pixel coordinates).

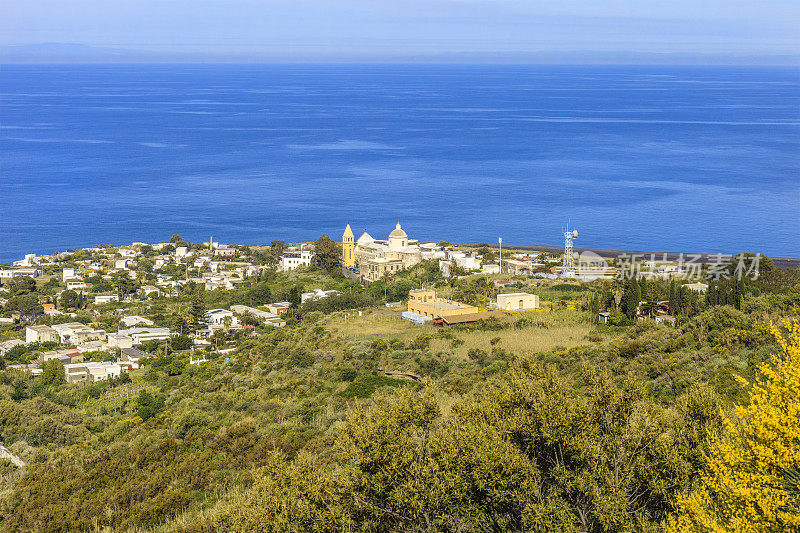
left=230, top=305, right=286, bottom=327
left=204, top=309, right=239, bottom=327
left=2, top=268, right=40, bottom=278
left=66, top=280, right=87, bottom=291
left=439, top=260, right=452, bottom=278
left=120, top=315, right=155, bottom=328
left=503, top=259, right=532, bottom=276
left=62, top=268, right=77, bottom=281
left=26, top=325, right=59, bottom=344
left=51, top=322, right=106, bottom=344
left=14, top=254, right=39, bottom=267
left=0, top=339, right=26, bottom=355
left=301, top=288, right=339, bottom=304
left=451, top=253, right=481, bottom=271
left=94, top=294, right=119, bottom=304
left=280, top=250, right=313, bottom=271
left=76, top=340, right=113, bottom=353
left=686, top=282, right=709, bottom=293
left=203, top=276, right=244, bottom=291
left=116, top=327, right=171, bottom=345
left=64, top=362, right=126, bottom=383
left=212, top=244, right=234, bottom=256
left=140, top=285, right=160, bottom=297
left=496, top=292, right=539, bottom=311
left=107, top=332, right=134, bottom=349
left=481, top=264, right=501, bottom=275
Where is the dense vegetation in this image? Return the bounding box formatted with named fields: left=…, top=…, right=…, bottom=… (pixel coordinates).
left=0, top=250, right=798, bottom=532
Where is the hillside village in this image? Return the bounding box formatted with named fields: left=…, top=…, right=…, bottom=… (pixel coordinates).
left=0, top=227, right=798, bottom=532
left=0, top=225, right=768, bottom=384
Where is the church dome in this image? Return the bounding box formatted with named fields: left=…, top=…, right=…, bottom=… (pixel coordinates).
left=388, top=223, right=407, bottom=239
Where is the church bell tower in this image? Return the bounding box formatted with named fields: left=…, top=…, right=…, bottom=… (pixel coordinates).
left=342, top=224, right=355, bottom=268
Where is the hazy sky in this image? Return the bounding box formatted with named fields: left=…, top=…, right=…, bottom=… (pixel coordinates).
left=2, top=0, right=799, bottom=58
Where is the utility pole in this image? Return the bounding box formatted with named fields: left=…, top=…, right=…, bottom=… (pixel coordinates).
left=498, top=237, right=502, bottom=274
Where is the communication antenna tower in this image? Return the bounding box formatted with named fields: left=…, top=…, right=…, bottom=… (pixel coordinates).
left=563, top=223, right=578, bottom=274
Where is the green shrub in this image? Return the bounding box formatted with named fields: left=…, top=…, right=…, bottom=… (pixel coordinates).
left=287, top=348, right=314, bottom=368
left=340, top=374, right=407, bottom=399
left=338, top=368, right=357, bottom=382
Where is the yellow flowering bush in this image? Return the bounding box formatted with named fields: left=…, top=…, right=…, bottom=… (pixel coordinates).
left=666, top=320, right=800, bottom=532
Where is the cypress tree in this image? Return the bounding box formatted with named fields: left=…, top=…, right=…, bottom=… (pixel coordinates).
left=189, top=290, right=205, bottom=329
left=622, top=278, right=642, bottom=319
left=602, top=282, right=616, bottom=310
left=668, top=280, right=677, bottom=315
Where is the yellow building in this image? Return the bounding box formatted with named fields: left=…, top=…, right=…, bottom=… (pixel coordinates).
left=407, top=289, right=478, bottom=320
left=342, top=224, right=355, bottom=268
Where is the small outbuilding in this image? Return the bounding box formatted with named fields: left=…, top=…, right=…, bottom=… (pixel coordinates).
left=496, top=292, right=539, bottom=311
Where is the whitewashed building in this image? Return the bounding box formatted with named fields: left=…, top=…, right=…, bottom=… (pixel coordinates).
left=280, top=250, right=313, bottom=271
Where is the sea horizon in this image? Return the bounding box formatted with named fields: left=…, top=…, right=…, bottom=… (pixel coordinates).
left=2, top=63, right=799, bottom=262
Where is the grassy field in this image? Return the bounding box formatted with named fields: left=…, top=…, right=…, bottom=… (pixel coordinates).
left=324, top=308, right=426, bottom=341
left=324, top=307, right=596, bottom=360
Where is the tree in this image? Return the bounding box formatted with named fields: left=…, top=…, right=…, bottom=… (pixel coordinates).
left=472, top=277, right=493, bottom=302
left=667, top=320, right=800, bottom=532
left=728, top=252, right=774, bottom=279
left=5, top=275, right=36, bottom=295
left=588, top=291, right=601, bottom=317
left=288, top=286, right=302, bottom=311
left=40, top=359, right=64, bottom=386
left=171, top=314, right=189, bottom=335
left=10, top=380, right=27, bottom=402
left=262, top=240, right=287, bottom=267
left=217, top=451, right=346, bottom=531
left=169, top=233, right=188, bottom=247
left=170, top=335, right=193, bottom=351
left=114, top=273, right=138, bottom=299
left=5, top=294, right=43, bottom=318
left=189, top=290, right=206, bottom=329
left=135, top=390, right=165, bottom=421
left=312, top=235, right=340, bottom=273
left=270, top=239, right=287, bottom=255
left=60, top=289, right=80, bottom=310
left=248, top=281, right=272, bottom=306
left=602, top=282, right=616, bottom=311
left=640, top=299, right=659, bottom=318
left=621, top=277, right=642, bottom=318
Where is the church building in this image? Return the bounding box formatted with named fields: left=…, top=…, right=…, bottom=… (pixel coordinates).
left=342, top=223, right=423, bottom=282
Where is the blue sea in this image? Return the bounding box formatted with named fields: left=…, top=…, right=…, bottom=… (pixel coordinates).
left=1, top=64, right=799, bottom=263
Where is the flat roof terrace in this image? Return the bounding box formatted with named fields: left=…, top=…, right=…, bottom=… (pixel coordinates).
left=423, top=300, right=473, bottom=311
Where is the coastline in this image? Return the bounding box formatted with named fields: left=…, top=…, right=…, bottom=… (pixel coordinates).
left=468, top=243, right=800, bottom=270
